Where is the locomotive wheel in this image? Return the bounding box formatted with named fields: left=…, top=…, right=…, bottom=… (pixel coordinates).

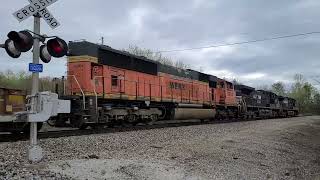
left=47, top=118, right=56, bottom=126
left=147, top=114, right=159, bottom=125
left=125, top=114, right=138, bottom=126
left=48, top=116, right=68, bottom=127
left=70, top=115, right=88, bottom=129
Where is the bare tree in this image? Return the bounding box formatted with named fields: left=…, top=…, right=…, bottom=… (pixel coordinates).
left=125, top=45, right=190, bottom=69
left=257, top=84, right=271, bottom=91
left=271, top=81, right=286, bottom=96
left=232, top=79, right=242, bottom=85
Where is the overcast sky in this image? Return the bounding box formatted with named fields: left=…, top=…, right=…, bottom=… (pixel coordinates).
left=0, top=0, right=319, bottom=88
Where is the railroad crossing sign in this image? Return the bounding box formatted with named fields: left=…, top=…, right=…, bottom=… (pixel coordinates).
left=13, top=0, right=60, bottom=29
left=9, top=0, right=64, bottom=163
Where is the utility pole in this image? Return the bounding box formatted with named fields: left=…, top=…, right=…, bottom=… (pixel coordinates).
left=28, top=13, right=43, bottom=162
left=101, top=36, right=104, bottom=45
left=7, top=0, right=66, bottom=163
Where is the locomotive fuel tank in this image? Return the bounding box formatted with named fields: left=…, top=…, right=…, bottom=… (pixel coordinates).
left=173, top=108, right=216, bottom=120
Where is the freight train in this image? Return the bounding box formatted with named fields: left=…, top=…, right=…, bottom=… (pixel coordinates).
left=48, top=41, right=298, bottom=129
left=0, top=40, right=299, bottom=132
left=0, top=87, right=42, bottom=133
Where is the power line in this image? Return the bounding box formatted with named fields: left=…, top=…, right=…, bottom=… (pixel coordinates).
left=157, top=31, right=320, bottom=53
left=311, top=78, right=320, bottom=85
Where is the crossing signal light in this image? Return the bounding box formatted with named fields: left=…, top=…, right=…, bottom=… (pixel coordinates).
left=3, top=30, right=33, bottom=58
left=46, top=37, right=68, bottom=58
left=1, top=31, right=68, bottom=63
left=7, top=31, right=34, bottom=52
left=39, top=37, right=68, bottom=63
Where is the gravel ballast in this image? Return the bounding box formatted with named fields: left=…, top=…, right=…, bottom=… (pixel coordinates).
left=0, top=116, right=320, bottom=179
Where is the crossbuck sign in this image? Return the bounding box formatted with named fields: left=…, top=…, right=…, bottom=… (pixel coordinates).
left=13, top=0, right=60, bottom=29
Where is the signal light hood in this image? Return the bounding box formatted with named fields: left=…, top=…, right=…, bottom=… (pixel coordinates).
left=7, top=31, right=34, bottom=52
left=47, top=37, right=68, bottom=58
left=4, top=39, right=21, bottom=58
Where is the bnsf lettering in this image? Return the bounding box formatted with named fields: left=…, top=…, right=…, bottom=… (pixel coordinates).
left=169, top=82, right=185, bottom=90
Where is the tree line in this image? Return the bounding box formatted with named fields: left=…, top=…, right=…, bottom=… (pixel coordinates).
left=125, top=45, right=191, bottom=69
left=0, top=70, right=54, bottom=93
left=270, top=74, right=319, bottom=114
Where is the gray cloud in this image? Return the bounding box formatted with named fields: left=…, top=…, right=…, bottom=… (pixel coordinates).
left=0, top=0, right=319, bottom=86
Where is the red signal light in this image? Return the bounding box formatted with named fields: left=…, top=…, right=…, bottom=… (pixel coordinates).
left=47, top=37, right=68, bottom=58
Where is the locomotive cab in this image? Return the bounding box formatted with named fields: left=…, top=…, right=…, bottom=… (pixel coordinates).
left=213, top=79, right=236, bottom=106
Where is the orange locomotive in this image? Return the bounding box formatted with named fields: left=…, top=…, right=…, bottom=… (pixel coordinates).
left=58, top=41, right=237, bottom=128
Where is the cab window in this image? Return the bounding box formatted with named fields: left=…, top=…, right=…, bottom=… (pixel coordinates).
left=111, top=75, right=118, bottom=86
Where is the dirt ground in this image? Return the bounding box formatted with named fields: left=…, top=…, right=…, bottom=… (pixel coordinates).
left=1, top=116, right=320, bottom=180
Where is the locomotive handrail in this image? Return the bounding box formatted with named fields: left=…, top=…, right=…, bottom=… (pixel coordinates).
left=91, top=76, right=104, bottom=116
left=65, top=75, right=86, bottom=110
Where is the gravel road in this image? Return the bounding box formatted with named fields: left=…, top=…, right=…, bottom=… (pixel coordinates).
left=0, top=116, right=319, bottom=180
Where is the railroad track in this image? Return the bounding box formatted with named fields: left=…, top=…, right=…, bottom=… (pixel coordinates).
left=0, top=118, right=281, bottom=143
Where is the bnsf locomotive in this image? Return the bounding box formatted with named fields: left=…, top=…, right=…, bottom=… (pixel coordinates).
left=46, top=41, right=298, bottom=129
